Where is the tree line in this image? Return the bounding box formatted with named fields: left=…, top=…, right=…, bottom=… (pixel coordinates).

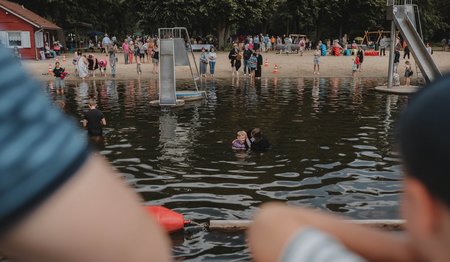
left=12, top=0, right=450, bottom=49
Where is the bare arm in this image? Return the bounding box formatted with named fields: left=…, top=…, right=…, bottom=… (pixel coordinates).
left=0, top=154, right=171, bottom=262
left=101, top=117, right=106, bottom=126
left=248, top=203, right=425, bottom=262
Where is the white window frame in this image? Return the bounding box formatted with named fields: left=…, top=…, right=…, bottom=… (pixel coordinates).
left=5, top=31, right=31, bottom=49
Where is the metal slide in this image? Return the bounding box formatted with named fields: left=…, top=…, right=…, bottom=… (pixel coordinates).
left=393, top=6, right=441, bottom=83
left=159, top=39, right=177, bottom=105
left=158, top=27, right=200, bottom=106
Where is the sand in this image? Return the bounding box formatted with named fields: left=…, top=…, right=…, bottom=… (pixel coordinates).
left=22, top=50, right=450, bottom=81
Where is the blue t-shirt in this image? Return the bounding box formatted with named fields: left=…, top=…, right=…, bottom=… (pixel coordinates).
left=0, top=47, right=89, bottom=234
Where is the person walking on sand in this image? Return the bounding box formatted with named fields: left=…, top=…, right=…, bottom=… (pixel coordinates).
left=394, top=47, right=401, bottom=73
left=356, top=46, right=364, bottom=72
left=313, top=45, right=320, bottom=75
left=102, top=34, right=111, bottom=54
left=379, top=36, right=387, bottom=56
left=404, top=60, right=413, bottom=86
left=122, top=39, right=129, bottom=64
left=403, top=40, right=410, bottom=59
left=152, top=45, right=159, bottom=74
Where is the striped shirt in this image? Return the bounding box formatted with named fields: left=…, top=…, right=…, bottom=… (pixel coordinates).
left=0, top=47, right=89, bottom=234
left=282, top=228, right=367, bottom=262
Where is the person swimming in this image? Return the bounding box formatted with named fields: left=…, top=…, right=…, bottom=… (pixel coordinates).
left=231, top=130, right=249, bottom=150
left=247, top=128, right=270, bottom=151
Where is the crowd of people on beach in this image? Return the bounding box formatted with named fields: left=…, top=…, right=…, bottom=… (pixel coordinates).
left=62, top=34, right=161, bottom=80
left=46, top=30, right=441, bottom=91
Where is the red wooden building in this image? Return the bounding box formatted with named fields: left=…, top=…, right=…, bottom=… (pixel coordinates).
left=0, top=0, right=63, bottom=59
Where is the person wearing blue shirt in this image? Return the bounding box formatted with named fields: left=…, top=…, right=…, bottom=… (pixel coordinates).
left=0, top=46, right=171, bottom=261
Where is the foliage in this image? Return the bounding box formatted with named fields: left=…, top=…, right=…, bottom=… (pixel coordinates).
left=10, top=0, right=449, bottom=47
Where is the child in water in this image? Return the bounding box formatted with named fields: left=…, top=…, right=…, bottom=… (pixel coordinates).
left=232, top=130, right=248, bottom=150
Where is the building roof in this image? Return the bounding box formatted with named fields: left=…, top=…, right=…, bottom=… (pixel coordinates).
left=0, top=0, right=61, bottom=30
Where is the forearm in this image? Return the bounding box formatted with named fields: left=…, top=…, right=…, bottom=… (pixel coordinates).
left=0, top=154, right=171, bottom=262
left=249, top=203, right=423, bottom=262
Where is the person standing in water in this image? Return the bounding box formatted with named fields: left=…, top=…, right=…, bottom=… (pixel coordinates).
left=52, top=61, right=65, bottom=94
left=247, top=128, right=270, bottom=151
left=255, top=50, right=263, bottom=79
left=108, top=44, right=117, bottom=78
left=208, top=47, right=217, bottom=78
left=82, top=100, right=106, bottom=137
left=313, top=45, right=321, bottom=75
left=199, top=47, right=208, bottom=78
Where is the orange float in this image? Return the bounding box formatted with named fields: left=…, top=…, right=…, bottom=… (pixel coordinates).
left=145, top=206, right=190, bottom=233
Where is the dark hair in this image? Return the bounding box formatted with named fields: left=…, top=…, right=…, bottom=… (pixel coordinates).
left=251, top=128, right=262, bottom=140
left=397, top=74, right=450, bottom=208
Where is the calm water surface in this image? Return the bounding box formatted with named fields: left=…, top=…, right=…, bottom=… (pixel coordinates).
left=45, top=77, right=408, bottom=261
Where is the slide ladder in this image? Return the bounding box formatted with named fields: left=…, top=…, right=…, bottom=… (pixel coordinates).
left=391, top=5, right=441, bottom=83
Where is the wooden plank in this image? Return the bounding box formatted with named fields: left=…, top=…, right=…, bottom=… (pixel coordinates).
left=209, top=219, right=405, bottom=232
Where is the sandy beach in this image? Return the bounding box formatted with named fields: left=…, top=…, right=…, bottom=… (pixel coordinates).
left=22, top=50, right=450, bottom=81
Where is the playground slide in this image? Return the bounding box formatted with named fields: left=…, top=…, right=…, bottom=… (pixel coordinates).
left=174, top=38, right=189, bottom=66
left=159, top=39, right=177, bottom=105
left=393, top=10, right=441, bottom=83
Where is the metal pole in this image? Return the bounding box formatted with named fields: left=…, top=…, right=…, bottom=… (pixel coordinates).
left=387, top=21, right=396, bottom=88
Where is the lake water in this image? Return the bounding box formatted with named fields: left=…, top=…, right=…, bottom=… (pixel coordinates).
left=45, top=77, right=408, bottom=261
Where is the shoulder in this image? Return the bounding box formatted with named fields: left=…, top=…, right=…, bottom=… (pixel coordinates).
left=282, top=228, right=367, bottom=262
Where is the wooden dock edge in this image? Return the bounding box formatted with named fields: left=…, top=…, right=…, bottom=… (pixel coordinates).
left=209, top=219, right=405, bottom=232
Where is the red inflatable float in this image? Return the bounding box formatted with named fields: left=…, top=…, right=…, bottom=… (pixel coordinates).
left=364, top=51, right=379, bottom=56
left=145, top=206, right=191, bottom=233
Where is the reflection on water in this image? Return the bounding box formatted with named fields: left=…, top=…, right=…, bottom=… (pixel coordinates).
left=44, top=77, right=408, bottom=261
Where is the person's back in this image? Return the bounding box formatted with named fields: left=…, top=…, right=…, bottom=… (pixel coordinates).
left=380, top=37, right=386, bottom=48
left=243, top=48, right=253, bottom=60
left=83, top=101, right=106, bottom=136
left=394, top=49, right=400, bottom=63
left=249, top=75, right=450, bottom=262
